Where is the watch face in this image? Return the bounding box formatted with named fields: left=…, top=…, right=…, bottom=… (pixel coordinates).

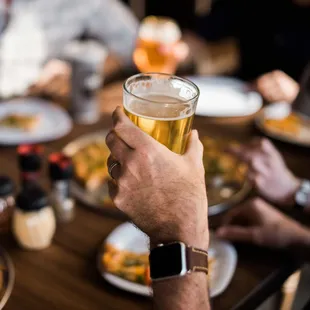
left=150, top=243, right=186, bottom=280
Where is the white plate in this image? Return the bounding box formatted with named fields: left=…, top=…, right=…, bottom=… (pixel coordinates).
left=0, top=98, right=72, bottom=145
left=255, top=102, right=310, bottom=147
left=98, top=222, right=237, bottom=298
left=187, top=76, right=262, bottom=117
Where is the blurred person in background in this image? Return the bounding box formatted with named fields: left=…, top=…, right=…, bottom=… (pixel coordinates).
left=0, top=0, right=188, bottom=99
left=256, top=64, right=310, bottom=117
left=187, top=0, right=310, bottom=80
left=228, top=138, right=310, bottom=212
left=0, top=0, right=138, bottom=98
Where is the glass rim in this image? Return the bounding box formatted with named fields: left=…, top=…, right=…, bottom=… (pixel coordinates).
left=123, top=72, right=200, bottom=104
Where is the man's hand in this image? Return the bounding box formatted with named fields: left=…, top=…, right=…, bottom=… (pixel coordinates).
left=106, top=107, right=209, bottom=250
left=230, top=138, right=300, bottom=207
left=217, top=198, right=310, bottom=249
left=256, top=70, right=299, bottom=103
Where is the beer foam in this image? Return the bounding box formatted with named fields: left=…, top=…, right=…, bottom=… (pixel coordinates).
left=125, top=94, right=195, bottom=121
left=139, top=16, right=181, bottom=44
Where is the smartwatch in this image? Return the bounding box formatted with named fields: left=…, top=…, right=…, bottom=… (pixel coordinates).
left=295, top=180, right=310, bottom=211
left=149, top=242, right=208, bottom=281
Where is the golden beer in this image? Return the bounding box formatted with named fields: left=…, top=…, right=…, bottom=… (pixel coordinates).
left=133, top=16, right=181, bottom=73
left=123, top=74, right=199, bottom=154
left=124, top=95, right=194, bottom=154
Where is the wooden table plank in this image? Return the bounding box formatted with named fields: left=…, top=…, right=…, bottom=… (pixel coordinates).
left=1, top=81, right=309, bottom=309
left=2, top=236, right=151, bottom=310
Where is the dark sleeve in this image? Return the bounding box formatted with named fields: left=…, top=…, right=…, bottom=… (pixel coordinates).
left=292, top=63, right=310, bottom=117
left=195, top=0, right=244, bottom=41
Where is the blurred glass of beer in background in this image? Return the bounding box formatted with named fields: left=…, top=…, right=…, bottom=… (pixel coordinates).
left=123, top=73, right=199, bottom=154
left=133, top=16, right=182, bottom=74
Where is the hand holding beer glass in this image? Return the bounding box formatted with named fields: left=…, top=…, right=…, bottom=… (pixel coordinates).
left=133, top=16, right=188, bottom=74
left=123, top=73, right=199, bottom=154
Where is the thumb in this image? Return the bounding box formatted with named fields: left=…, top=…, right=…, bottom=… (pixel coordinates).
left=185, top=130, right=204, bottom=159
left=216, top=226, right=259, bottom=244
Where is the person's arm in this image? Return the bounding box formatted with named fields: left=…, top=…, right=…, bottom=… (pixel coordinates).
left=106, top=108, right=211, bottom=309
left=256, top=70, right=300, bottom=103
left=153, top=274, right=210, bottom=310
left=229, top=138, right=309, bottom=210
left=86, top=0, right=139, bottom=71
left=217, top=198, right=310, bottom=262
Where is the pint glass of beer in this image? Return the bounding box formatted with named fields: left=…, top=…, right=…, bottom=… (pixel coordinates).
left=123, top=73, right=199, bottom=154
left=133, top=16, right=182, bottom=73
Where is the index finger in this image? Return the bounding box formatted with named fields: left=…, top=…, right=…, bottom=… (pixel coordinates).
left=112, top=107, right=153, bottom=149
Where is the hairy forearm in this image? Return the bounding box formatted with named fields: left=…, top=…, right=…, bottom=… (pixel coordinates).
left=153, top=274, right=210, bottom=310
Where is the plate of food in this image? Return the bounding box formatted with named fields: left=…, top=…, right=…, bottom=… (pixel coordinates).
left=255, top=102, right=310, bottom=147
left=98, top=222, right=237, bottom=298
left=64, top=132, right=250, bottom=216
left=188, top=76, right=262, bottom=117
left=0, top=247, right=15, bottom=309
left=63, top=131, right=116, bottom=214
left=202, top=136, right=250, bottom=216
left=0, top=98, right=72, bottom=145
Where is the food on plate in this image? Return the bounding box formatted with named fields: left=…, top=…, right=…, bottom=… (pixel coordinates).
left=263, top=113, right=302, bottom=136
left=0, top=113, right=40, bottom=131
left=202, top=137, right=247, bottom=185
left=201, top=137, right=248, bottom=204
left=102, top=244, right=214, bottom=285
left=70, top=136, right=247, bottom=205
left=72, top=141, right=109, bottom=191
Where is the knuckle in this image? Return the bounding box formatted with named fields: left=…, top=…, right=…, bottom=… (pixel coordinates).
left=251, top=197, right=263, bottom=208
left=254, top=175, right=263, bottom=186
left=272, top=70, right=282, bottom=77
left=113, top=121, right=124, bottom=133
left=105, top=131, right=115, bottom=146
left=197, top=139, right=204, bottom=153
left=260, top=138, right=271, bottom=151
left=112, top=194, right=122, bottom=207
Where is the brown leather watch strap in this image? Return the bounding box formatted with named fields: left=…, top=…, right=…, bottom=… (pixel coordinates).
left=186, top=246, right=208, bottom=274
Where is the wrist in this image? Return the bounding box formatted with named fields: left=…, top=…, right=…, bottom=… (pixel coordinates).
left=282, top=176, right=301, bottom=207
left=150, top=228, right=209, bottom=251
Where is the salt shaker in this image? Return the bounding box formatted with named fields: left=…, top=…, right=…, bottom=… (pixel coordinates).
left=0, top=176, right=15, bottom=234
left=48, top=153, right=75, bottom=222
left=13, top=186, right=56, bottom=250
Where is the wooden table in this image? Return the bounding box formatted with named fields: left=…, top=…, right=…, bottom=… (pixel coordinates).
left=1, top=82, right=309, bottom=310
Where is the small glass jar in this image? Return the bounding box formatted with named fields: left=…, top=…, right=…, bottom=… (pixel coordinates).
left=0, top=176, right=15, bottom=234
left=13, top=186, right=56, bottom=250
left=49, top=153, right=75, bottom=223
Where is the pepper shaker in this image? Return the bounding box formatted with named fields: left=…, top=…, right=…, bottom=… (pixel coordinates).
left=17, top=144, right=43, bottom=189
